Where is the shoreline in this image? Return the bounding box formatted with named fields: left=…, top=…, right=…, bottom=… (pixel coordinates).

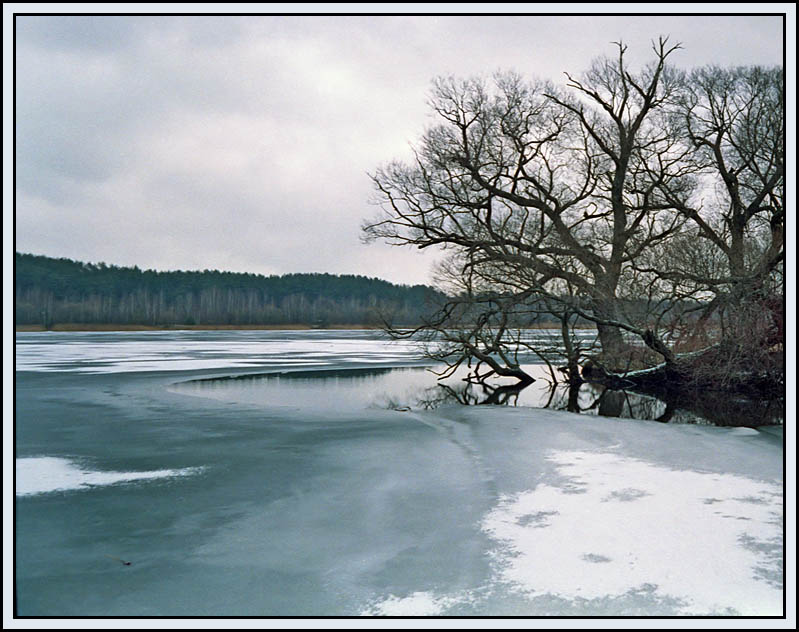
left=15, top=323, right=597, bottom=333
left=15, top=323, right=383, bottom=332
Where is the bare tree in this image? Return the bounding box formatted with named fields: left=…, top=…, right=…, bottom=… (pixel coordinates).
left=637, top=65, right=784, bottom=299
left=364, top=38, right=695, bottom=379
left=632, top=65, right=785, bottom=389
left=683, top=66, right=784, bottom=287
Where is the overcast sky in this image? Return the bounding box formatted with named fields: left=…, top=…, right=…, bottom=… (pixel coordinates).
left=12, top=12, right=787, bottom=286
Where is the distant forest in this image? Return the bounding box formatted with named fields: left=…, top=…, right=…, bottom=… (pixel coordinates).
left=15, top=253, right=444, bottom=328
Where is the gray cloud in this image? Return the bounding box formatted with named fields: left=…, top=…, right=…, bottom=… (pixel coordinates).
left=14, top=14, right=785, bottom=285
left=15, top=15, right=141, bottom=52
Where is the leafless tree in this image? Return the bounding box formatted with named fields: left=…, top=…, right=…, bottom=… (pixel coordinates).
left=682, top=66, right=783, bottom=287
left=632, top=64, right=785, bottom=389
left=364, top=39, right=695, bottom=375
left=365, top=40, right=783, bottom=393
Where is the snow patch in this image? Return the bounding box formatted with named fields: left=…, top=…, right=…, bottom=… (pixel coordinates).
left=16, top=457, right=204, bottom=496
left=481, top=450, right=782, bottom=615
left=360, top=590, right=477, bottom=616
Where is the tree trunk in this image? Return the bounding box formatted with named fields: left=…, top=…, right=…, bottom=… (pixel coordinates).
left=593, top=294, right=626, bottom=370
left=591, top=275, right=626, bottom=368
left=596, top=322, right=625, bottom=360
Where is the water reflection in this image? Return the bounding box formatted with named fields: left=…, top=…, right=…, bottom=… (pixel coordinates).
left=171, top=365, right=783, bottom=428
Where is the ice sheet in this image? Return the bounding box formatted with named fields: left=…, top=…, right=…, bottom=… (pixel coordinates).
left=14, top=331, right=785, bottom=617
left=15, top=331, right=421, bottom=373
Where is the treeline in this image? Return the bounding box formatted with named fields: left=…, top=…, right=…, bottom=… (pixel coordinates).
left=15, top=253, right=444, bottom=327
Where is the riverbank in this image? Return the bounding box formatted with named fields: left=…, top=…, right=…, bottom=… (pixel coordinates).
left=16, top=322, right=597, bottom=333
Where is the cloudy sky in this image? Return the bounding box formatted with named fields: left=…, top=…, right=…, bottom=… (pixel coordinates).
left=12, top=11, right=786, bottom=286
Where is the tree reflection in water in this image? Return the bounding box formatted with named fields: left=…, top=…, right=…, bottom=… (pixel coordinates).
left=176, top=365, right=782, bottom=428
left=405, top=373, right=782, bottom=428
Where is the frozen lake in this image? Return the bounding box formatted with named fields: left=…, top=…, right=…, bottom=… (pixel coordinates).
left=14, top=330, right=784, bottom=616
